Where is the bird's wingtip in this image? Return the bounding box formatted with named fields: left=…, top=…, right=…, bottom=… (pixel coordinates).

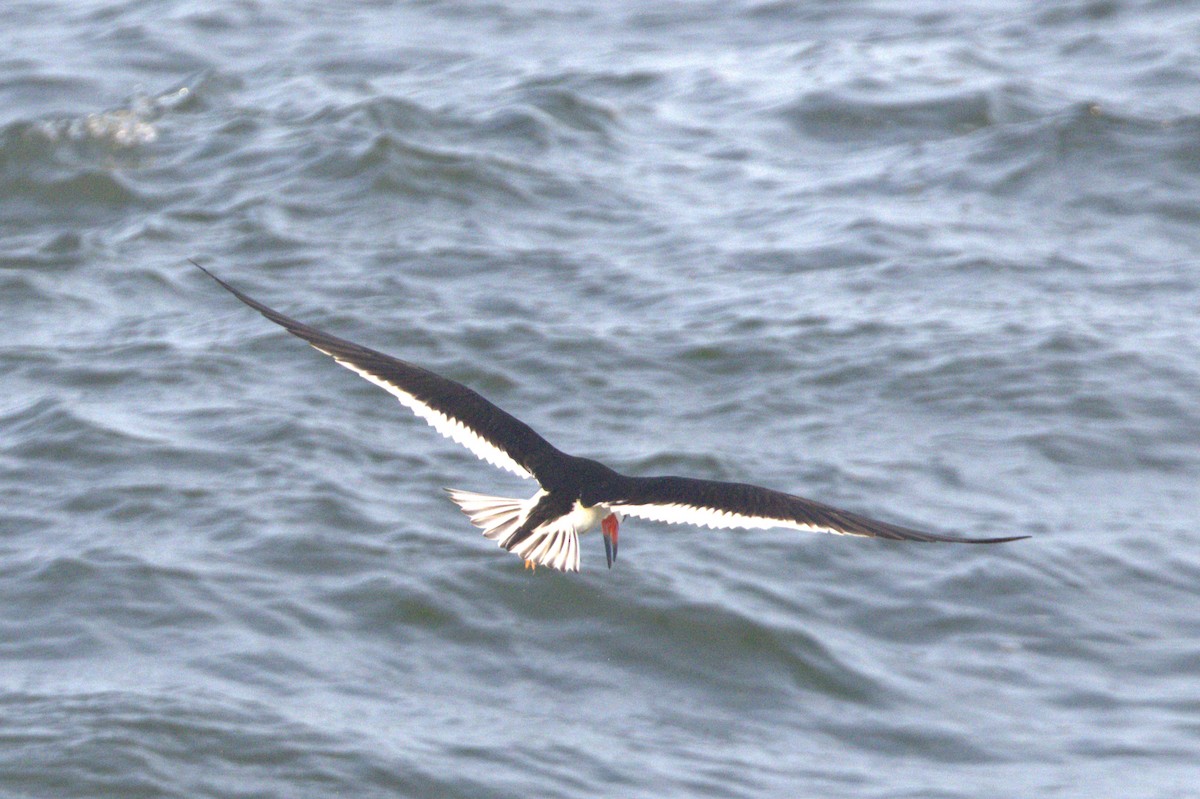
left=955, top=534, right=1031, bottom=544
left=186, top=256, right=210, bottom=276
left=188, top=257, right=231, bottom=290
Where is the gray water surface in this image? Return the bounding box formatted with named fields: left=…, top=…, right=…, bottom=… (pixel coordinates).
left=3, top=2, right=1200, bottom=797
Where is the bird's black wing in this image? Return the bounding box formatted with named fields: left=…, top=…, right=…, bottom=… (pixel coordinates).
left=609, top=475, right=1028, bottom=542
left=193, top=261, right=569, bottom=483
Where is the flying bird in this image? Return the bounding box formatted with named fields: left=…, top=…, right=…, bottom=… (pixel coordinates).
left=193, top=261, right=1027, bottom=572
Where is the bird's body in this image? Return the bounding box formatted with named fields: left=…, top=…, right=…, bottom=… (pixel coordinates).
left=194, top=261, right=1026, bottom=572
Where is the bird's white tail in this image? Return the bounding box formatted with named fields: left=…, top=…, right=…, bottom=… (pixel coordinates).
left=445, top=488, right=581, bottom=572
left=445, top=488, right=533, bottom=545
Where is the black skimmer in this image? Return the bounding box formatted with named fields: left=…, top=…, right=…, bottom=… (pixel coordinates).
left=193, top=262, right=1028, bottom=573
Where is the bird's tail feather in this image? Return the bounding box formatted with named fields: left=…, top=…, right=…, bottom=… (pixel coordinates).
left=445, top=488, right=529, bottom=543
left=445, top=488, right=580, bottom=572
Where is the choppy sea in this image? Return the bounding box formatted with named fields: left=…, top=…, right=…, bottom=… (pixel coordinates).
left=3, top=2, right=1200, bottom=797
